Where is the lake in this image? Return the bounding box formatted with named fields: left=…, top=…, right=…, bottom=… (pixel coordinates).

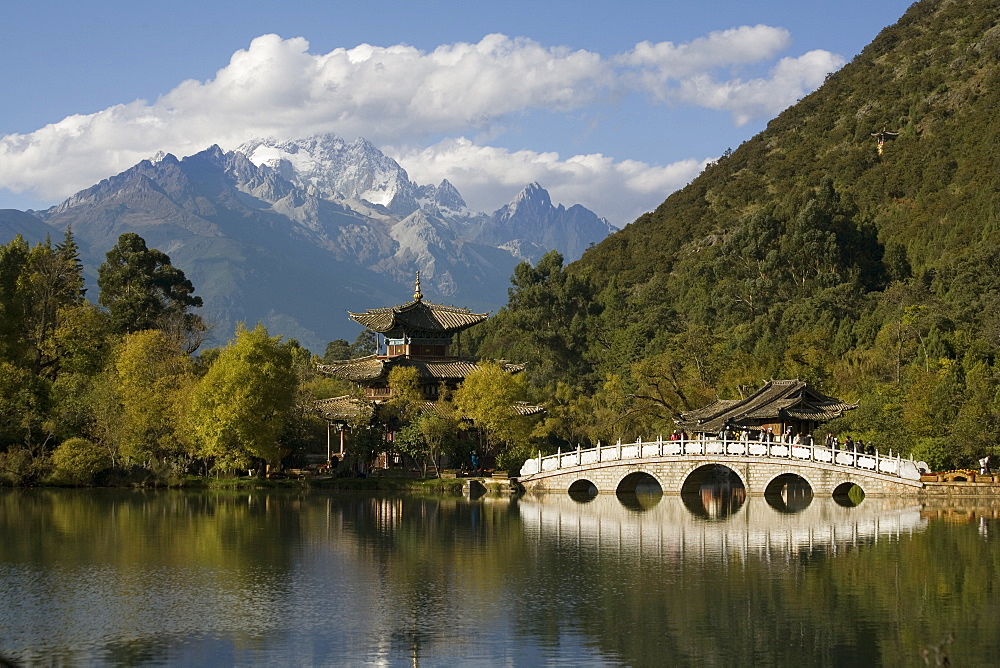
left=1, top=487, right=998, bottom=666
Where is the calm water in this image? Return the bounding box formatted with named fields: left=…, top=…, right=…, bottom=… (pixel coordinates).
left=1, top=488, right=999, bottom=667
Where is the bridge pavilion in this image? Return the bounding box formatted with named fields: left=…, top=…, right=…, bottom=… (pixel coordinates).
left=676, top=379, right=857, bottom=440
left=314, top=274, right=540, bottom=468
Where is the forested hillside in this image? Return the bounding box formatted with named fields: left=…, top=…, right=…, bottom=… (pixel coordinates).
left=471, top=0, right=1000, bottom=470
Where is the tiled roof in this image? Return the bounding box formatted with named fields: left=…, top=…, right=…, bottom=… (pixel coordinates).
left=317, top=355, right=385, bottom=381
left=416, top=400, right=542, bottom=418
left=348, top=299, right=488, bottom=334
left=313, top=395, right=374, bottom=422
left=512, top=401, right=545, bottom=417
left=676, top=379, right=857, bottom=433
left=314, top=395, right=543, bottom=424
left=317, top=355, right=525, bottom=383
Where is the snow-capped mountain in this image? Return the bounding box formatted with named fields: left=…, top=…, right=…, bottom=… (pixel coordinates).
left=238, top=134, right=616, bottom=262
left=239, top=135, right=420, bottom=215
left=4, top=135, right=617, bottom=351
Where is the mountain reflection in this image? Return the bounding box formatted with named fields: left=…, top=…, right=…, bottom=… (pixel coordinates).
left=4, top=489, right=999, bottom=667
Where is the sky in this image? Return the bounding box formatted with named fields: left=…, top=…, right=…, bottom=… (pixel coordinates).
left=0, top=0, right=915, bottom=227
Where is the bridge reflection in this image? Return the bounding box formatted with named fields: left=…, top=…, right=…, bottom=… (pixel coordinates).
left=517, top=493, right=926, bottom=563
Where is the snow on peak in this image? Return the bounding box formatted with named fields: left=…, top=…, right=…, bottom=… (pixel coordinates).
left=237, top=134, right=415, bottom=211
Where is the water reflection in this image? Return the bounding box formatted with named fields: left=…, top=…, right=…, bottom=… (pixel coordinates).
left=681, top=483, right=748, bottom=519
left=520, top=493, right=926, bottom=563
left=3, top=489, right=1000, bottom=667
left=680, top=465, right=747, bottom=519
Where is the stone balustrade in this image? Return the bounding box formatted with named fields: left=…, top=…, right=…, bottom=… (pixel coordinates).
left=521, top=436, right=921, bottom=481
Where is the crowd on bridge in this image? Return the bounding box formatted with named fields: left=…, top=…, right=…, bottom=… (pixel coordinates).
left=669, top=422, right=881, bottom=457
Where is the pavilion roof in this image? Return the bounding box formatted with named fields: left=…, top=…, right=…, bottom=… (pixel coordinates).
left=313, top=395, right=374, bottom=422
left=312, top=395, right=543, bottom=423
left=676, top=379, right=857, bottom=433
left=317, top=355, right=525, bottom=384
left=348, top=298, right=489, bottom=335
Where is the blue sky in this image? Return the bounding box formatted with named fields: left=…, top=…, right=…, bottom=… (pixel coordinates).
left=1, top=0, right=914, bottom=225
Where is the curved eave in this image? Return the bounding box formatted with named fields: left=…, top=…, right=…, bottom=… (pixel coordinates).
left=317, top=355, right=386, bottom=382
left=313, top=395, right=374, bottom=422
left=348, top=299, right=489, bottom=334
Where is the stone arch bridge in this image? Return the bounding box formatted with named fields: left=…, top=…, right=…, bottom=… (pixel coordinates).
left=518, top=437, right=924, bottom=497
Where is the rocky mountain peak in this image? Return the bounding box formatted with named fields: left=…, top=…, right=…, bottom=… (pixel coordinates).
left=238, top=134, right=418, bottom=214
left=499, top=182, right=554, bottom=219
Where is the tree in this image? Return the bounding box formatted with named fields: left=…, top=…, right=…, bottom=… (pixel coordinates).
left=350, top=330, right=377, bottom=357
left=97, top=233, right=204, bottom=344
left=452, top=362, right=532, bottom=462
left=188, top=323, right=298, bottom=473
left=473, top=251, right=600, bottom=389
left=323, top=339, right=352, bottom=362
left=0, top=360, right=50, bottom=450
left=385, top=366, right=424, bottom=427
left=100, top=330, right=196, bottom=468
left=49, top=437, right=111, bottom=486
left=23, top=230, right=87, bottom=376
left=394, top=409, right=460, bottom=478
left=0, top=235, right=30, bottom=365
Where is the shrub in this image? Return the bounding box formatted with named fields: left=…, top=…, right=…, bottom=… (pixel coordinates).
left=497, top=442, right=537, bottom=478
left=0, top=446, right=51, bottom=486
left=910, top=437, right=952, bottom=472
left=50, top=437, right=111, bottom=486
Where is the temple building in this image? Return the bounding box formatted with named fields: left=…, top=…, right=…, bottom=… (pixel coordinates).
left=314, top=274, right=540, bottom=465
left=871, top=127, right=900, bottom=156
left=675, top=379, right=857, bottom=439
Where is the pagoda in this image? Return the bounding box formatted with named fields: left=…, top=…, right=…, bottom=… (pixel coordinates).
left=871, top=127, right=900, bottom=156
left=315, top=273, right=534, bottom=422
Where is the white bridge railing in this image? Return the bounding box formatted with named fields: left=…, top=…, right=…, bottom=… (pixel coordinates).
left=519, top=436, right=921, bottom=480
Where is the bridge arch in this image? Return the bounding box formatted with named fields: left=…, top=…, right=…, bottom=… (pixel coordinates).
left=613, top=469, right=664, bottom=494
left=764, top=472, right=814, bottom=513
left=567, top=479, right=598, bottom=502
left=679, top=463, right=747, bottom=496
left=615, top=470, right=663, bottom=511
left=833, top=481, right=866, bottom=507
left=680, top=464, right=747, bottom=520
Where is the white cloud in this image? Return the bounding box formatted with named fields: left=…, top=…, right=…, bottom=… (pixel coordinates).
left=393, top=137, right=709, bottom=225
left=619, top=25, right=792, bottom=78
left=676, top=50, right=845, bottom=125
left=0, top=29, right=842, bottom=209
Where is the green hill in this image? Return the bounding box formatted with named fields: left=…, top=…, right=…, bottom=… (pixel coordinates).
left=472, top=0, right=1000, bottom=470
left=584, top=0, right=1000, bottom=284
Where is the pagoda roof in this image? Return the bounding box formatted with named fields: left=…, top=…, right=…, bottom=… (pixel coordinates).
left=312, top=395, right=543, bottom=423
left=314, top=395, right=374, bottom=422
left=676, top=379, right=857, bottom=433
left=348, top=298, right=489, bottom=335
left=317, top=355, right=525, bottom=384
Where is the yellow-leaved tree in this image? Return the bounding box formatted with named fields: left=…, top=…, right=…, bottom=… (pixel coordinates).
left=96, top=329, right=196, bottom=469
left=452, top=361, right=532, bottom=470
left=188, top=323, right=298, bottom=474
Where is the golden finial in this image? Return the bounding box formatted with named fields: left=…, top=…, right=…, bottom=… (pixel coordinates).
left=414, top=271, right=423, bottom=302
